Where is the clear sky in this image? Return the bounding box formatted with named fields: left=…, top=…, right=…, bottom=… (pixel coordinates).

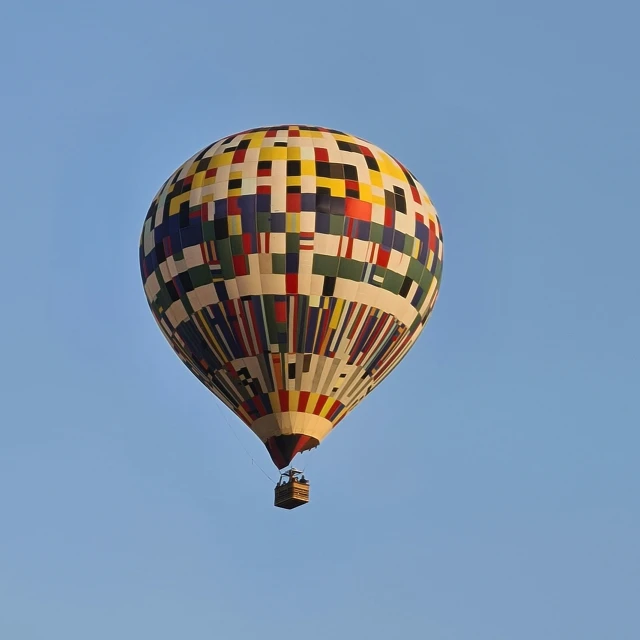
left=1, top=1, right=638, bottom=638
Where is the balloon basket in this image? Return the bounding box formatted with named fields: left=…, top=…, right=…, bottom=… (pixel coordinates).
left=274, top=468, right=310, bottom=510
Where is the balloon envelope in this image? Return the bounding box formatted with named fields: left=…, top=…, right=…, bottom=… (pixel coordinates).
left=139, top=125, right=443, bottom=469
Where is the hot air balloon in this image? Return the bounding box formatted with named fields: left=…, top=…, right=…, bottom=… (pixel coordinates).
left=139, top=125, right=443, bottom=508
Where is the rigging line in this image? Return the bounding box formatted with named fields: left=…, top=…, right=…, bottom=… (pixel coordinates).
left=214, top=402, right=277, bottom=485
left=300, top=446, right=318, bottom=475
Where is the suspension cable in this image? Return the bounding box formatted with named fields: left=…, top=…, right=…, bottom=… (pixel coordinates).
left=214, top=402, right=277, bottom=485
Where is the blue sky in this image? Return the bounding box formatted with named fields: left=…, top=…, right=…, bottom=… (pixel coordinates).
left=1, top=1, right=639, bottom=638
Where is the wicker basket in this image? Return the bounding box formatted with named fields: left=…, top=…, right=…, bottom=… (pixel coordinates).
left=274, top=480, right=310, bottom=509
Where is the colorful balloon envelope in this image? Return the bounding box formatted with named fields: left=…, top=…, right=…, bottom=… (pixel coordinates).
left=139, top=125, right=443, bottom=470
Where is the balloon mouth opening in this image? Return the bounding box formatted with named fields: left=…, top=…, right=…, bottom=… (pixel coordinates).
left=265, top=434, right=319, bottom=470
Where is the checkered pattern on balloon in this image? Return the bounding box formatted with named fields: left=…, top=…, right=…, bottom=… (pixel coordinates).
left=139, top=125, right=443, bottom=469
